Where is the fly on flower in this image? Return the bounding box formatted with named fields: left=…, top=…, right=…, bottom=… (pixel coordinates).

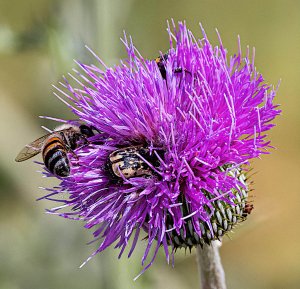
left=33, top=21, right=280, bottom=276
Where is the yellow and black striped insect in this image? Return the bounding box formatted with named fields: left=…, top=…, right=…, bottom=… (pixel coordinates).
left=15, top=124, right=96, bottom=177
left=106, top=146, right=162, bottom=180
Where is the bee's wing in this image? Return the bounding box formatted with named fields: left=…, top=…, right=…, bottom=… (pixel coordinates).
left=15, top=134, right=50, bottom=162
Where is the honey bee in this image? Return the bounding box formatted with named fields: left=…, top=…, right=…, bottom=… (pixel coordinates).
left=106, top=146, right=162, bottom=180
left=15, top=124, right=97, bottom=177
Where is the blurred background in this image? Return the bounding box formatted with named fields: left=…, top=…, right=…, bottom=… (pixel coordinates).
left=0, top=0, right=299, bottom=288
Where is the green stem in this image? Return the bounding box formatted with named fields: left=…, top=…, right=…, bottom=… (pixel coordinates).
left=196, top=241, right=227, bottom=289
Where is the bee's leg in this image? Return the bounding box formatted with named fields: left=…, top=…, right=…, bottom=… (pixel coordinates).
left=81, top=136, right=90, bottom=145
left=69, top=149, right=79, bottom=160
left=77, top=133, right=90, bottom=147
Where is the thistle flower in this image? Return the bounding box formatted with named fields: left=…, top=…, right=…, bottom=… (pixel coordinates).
left=41, top=21, right=280, bottom=275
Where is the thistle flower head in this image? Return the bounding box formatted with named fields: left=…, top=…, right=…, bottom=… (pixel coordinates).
left=41, top=21, right=280, bottom=274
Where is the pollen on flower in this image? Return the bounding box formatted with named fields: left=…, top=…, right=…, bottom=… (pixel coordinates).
left=39, top=20, right=280, bottom=275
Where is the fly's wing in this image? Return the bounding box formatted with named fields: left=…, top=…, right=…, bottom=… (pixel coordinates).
left=15, top=134, right=50, bottom=162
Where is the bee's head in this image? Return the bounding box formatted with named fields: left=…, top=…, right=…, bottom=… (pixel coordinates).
left=79, top=125, right=95, bottom=138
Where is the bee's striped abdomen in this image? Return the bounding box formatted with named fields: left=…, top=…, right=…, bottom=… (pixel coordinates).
left=42, top=137, right=70, bottom=177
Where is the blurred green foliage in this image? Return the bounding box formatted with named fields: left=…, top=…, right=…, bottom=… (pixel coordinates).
left=0, top=1, right=299, bottom=289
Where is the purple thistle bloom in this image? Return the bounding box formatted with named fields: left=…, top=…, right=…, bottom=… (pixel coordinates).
left=41, top=21, right=280, bottom=275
